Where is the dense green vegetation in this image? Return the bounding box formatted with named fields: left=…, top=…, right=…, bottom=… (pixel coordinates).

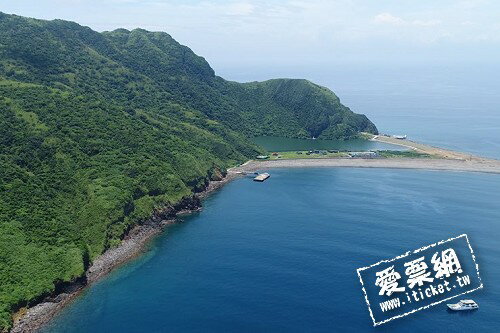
left=230, top=79, right=377, bottom=139
left=0, top=12, right=377, bottom=330
left=261, top=150, right=433, bottom=160
left=0, top=80, right=257, bottom=331
left=266, top=151, right=348, bottom=159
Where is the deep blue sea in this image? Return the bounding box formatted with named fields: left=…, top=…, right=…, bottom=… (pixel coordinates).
left=43, top=65, right=500, bottom=332
left=43, top=169, right=500, bottom=332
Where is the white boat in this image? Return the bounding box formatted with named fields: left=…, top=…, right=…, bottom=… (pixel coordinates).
left=447, top=299, right=478, bottom=311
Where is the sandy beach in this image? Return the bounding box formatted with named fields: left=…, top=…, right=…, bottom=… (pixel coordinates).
left=232, top=157, right=500, bottom=174
left=235, top=134, right=500, bottom=175
left=232, top=134, right=500, bottom=175
left=370, top=134, right=478, bottom=160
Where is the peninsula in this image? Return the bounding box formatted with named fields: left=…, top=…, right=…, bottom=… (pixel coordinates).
left=1, top=11, right=499, bottom=333
left=0, top=12, right=376, bottom=332
left=233, top=134, right=500, bottom=175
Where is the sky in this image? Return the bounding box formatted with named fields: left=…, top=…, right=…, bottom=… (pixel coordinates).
left=2, top=0, right=500, bottom=75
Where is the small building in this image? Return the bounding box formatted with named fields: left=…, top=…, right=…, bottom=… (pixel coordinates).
left=256, top=155, right=269, bottom=160
left=348, top=151, right=379, bottom=159
left=392, top=135, right=407, bottom=140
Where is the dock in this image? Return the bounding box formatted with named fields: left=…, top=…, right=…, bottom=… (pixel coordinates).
left=253, top=173, right=270, bottom=182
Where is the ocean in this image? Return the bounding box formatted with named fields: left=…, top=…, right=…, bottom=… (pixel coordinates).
left=222, top=64, right=500, bottom=159
left=43, top=169, right=500, bottom=332
left=42, top=64, right=500, bottom=332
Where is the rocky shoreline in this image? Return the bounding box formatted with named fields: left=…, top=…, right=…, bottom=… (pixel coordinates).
left=11, top=169, right=242, bottom=333
left=11, top=153, right=499, bottom=332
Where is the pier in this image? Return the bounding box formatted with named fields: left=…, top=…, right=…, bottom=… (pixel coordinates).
left=253, top=173, right=271, bottom=182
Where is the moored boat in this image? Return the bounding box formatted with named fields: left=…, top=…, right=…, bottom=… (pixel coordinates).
left=447, top=299, right=478, bottom=311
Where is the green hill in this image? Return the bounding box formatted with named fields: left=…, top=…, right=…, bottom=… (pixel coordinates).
left=0, top=12, right=377, bottom=330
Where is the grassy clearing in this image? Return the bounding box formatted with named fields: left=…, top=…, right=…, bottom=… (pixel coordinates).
left=267, top=151, right=349, bottom=159
left=377, top=150, right=433, bottom=158
left=255, top=149, right=433, bottom=161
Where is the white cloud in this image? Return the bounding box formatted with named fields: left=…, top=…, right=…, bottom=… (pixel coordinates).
left=460, top=20, right=474, bottom=26
left=2, top=0, right=500, bottom=66
left=374, top=13, right=441, bottom=27
left=225, top=2, right=255, bottom=16
left=374, top=13, right=405, bottom=26
left=411, top=19, right=441, bottom=27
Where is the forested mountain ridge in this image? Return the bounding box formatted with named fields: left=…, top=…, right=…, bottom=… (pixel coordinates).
left=0, top=12, right=377, bottom=139
left=0, top=12, right=377, bottom=330
left=229, top=79, right=377, bottom=138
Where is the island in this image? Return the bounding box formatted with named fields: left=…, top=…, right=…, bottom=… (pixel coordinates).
left=1, top=11, right=499, bottom=333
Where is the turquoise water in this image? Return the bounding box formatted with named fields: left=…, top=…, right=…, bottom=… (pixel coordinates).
left=250, top=136, right=404, bottom=152
left=43, top=168, right=500, bottom=332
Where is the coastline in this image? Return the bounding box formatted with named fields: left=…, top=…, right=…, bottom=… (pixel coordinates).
left=234, top=134, right=500, bottom=174
left=10, top=170, right=242, bottom=333
left=234, top=158, right=500, bottom=174
left=233, top=157, right=500, bottom=174
left=11, top=138, right=500, bottom=332
left=370, top=134, right=478, bottom=160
